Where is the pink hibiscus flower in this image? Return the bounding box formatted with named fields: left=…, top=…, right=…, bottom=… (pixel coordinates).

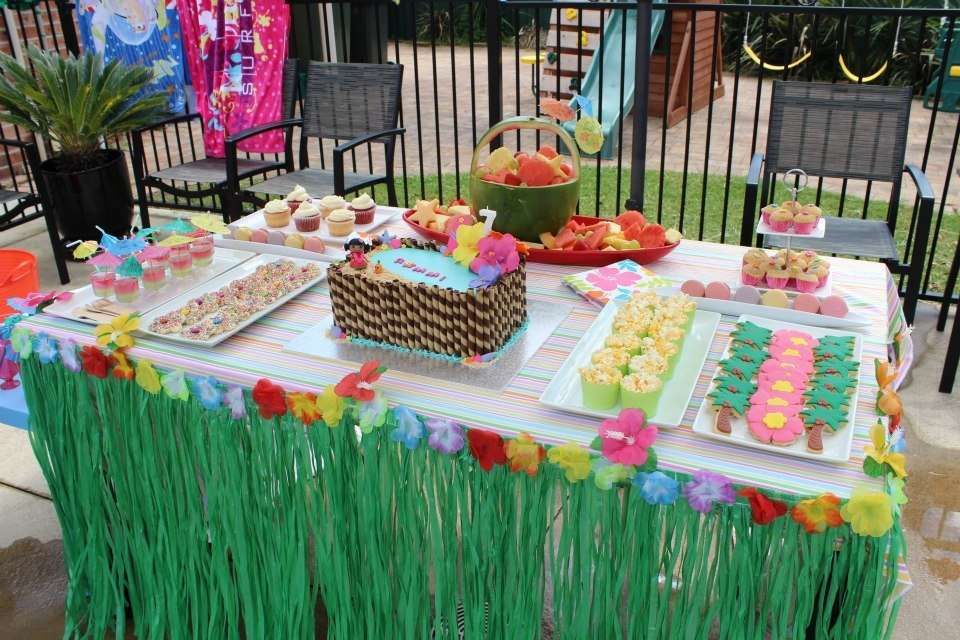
left=585, top=267, right=643, bottom=292
left=470, top=233, right=520, bottom=274
left=599, top=408, right=657, bottom=465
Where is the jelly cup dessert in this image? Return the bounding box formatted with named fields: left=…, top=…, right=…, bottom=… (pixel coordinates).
left=142, top=262, right=168, bottom=292
left=90, top=271, right=116, bottom=298
left=263, top=199, right=292, bottom=227
left=286, top=184, right=310, bottom=212
left=189, top=237, right=215, bottom=267
left=169, top=248, right=194, bottom=277
left=114, top=276, right=140, bottom=303
left=348, top=193, right=376, bottom=225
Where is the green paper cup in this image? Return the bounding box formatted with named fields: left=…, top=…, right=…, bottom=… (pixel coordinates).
left=581, top=377, right=620, bottom=410
left=620, top=385, right=661, bottom=414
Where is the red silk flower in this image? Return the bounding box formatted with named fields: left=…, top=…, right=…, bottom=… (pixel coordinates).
left=739, top=487, right=788, bottom=525
left=467, top=428, right=508, bottom=471
left=335, top=360, right=386, bottom=402
left=252, top=379, right=287, bottom=419
left=80, top=345, right=110, bottom=379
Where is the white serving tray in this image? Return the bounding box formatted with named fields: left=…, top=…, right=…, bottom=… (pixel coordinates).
left=656, top=287, right=870, bottom=331
left=214, top=236, right=340, bottom=262
left=137, top=255, right=326, bottom=347
left=539, top=299, right=721, bottom=427
left=757, top=216, right=826, bottom=238
left=691, top=314, right=862, bottom=464
left=43, top=247, right=257, bottom=326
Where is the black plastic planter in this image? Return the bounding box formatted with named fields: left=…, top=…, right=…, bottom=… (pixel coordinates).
left=40, top=148, right=134, bottom=243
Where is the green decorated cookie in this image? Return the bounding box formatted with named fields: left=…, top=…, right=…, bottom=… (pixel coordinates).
left=813, top=374, right=858, bottom=395
left=708, top=386, right=751, bottom=416
left=713, top=374, right=756, bottom=396
left=731, top=321, right=773, bottom=348
left=717, top=357, right=761, bottom=380
left=804, top=386, right=851, bottom=411
left=730, top=344, right=769, bottom=365
left=815, top=337, right=856, bottom=361
left=801, top=404, right=847, bottom=432
left=814, top=358, right=860, bottom=378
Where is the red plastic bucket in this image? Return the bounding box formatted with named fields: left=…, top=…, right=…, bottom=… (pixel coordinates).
left=0, top=249, right=39, bottom=318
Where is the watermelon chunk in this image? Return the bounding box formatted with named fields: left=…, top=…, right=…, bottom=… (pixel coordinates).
left=616, top=210, right=647, bottom=228
left=537, top=144, right=559, bottom=159
left=517, top=156, right=555, bottom=186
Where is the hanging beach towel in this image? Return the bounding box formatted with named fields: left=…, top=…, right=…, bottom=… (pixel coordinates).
left=76, top=0, right=186, bottom=113
left=176, top=0, right=290, bottom=157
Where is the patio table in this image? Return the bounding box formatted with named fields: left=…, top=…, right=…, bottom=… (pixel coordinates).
left=14, top=217, right=912, bottom=639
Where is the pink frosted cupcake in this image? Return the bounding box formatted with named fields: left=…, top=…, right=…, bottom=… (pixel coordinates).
left=794, top=271, right=820, bottom=293
left=349, top=193, right=376, bottom=225
left=741, top=263, right=766, bottom=286
left=793, top=212, right=818, bottom=235
left=761, top=204, right=778, bottom=226
left=769, top=209, right=794, bottom=232
left=766, top=268, right=790, bottom=289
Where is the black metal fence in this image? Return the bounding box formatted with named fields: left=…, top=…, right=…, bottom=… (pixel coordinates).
left=3, top=0, right=960, bottom=311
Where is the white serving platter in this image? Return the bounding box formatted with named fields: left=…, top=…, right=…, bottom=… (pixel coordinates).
left=43, top=247, right=257, bottom=326
left=656, top=287, right=871, bottom=331
left=225, top=205, right=398, bottom=251
left=539, top=299, right=720, bottom=427
left=756, top=216, right=826, bottom=238
left=214, top=236, right=341, bottom=263
left=137, top=255, right=326, bottom=347
left=691, top=314, right=862, bottom=464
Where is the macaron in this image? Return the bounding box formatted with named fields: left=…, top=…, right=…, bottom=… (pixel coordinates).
left=820, top=295, right=849, bottom=318
left=284, top=233, right=305, bottom=249
left=233, top=226, right=253, bottom=242
left=267, top=230, right=286, bottom=245
left=705, top=281, right=731, bottom=300
left=792, top=293, right=820, bottom=314
left=732, top=285, right=761, bottom=305
left=249, top=228, right=269, bottom=243
left=761, top=289, right=790, bottom=308
left=680, top=279, right=706, bottom=297
left=303, top=236, right=326, bottom=253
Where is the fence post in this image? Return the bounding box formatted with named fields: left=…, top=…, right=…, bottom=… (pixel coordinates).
left=56, top=1, right=81, bottom=56
left=485, top=0, right=503, bottom=148
left=626, top=0, right=652, bottom=211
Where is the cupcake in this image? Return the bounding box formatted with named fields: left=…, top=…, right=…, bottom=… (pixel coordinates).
left=769, top=208, right=794, bottom=232
left=349, top=193, right=376, bottom=225
left=581, top=365, right=622, bottom=410
left=810, top=259, right=830, bottom=287
left=286, top=184, right=310, bottom=212
left=263, top=199, right=292, bottom=228
left=317, top=195, right=347, bottom=219
left=780, top=200, right=802, bottom=214
left=766, top=268, right=790, bottom=289
left=794, top=271, right=820, bottom=293
left=742, top=248, right=769, bottom=267
left=620, top=373, right=663, bottom=414
left=293, top=200, right=323, bottom=232
left=761, top=204, right=779, bottom=226
left=742, top=263, right=766, bottom=286
left=793, top=212, right=818, bottom=235
left=800, top=204, right=822, bottom=220
left=326, top=209, right=356, bottom=236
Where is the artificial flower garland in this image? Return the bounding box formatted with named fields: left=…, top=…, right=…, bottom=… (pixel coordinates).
left=5, top=320, right=907, bottom=539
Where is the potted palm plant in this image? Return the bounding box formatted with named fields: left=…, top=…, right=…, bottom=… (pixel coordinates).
left=0, top=46, right=168, bottom=242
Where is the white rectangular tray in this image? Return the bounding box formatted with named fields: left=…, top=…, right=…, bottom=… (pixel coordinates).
left=691, top=314, right=862, bottom=464
left=43, top=247, right=257, bottom=326
left=757, top=216, right=826, bottom=238
left=656, top=287, right=871, bottom=331
left=539, top=299, right=720, bottom=427
left=137, top=255, right=326, bottom=347
left=224, top=205, right=399, bottom=253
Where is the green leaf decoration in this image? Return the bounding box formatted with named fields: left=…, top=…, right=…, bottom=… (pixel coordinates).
left=637, top=447, right=658, bottom=473
left=589, top=436, right=603, bottom=452
left=862, top=456, right=886, bottom=478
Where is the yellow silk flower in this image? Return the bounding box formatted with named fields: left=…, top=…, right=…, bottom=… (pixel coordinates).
left=840, top=486, right=894, bottom=537
left=874, top=359, right=896, bottom=389
left=95, top=314, right=139, bottom=351
left=112, top=351, right=134, bottom=380
left=546, top=442, right=591, bottom=483
left=316, top=385, right=344, bottom=428
left=505, top=433, right=545, bottom=476
left=864, top=421, right=907, bottom=479
left=135, top=359, right=161, bottom=395
left=451, top=223, right=486, bottom=267
left=287, top=392, right=321, bottom=426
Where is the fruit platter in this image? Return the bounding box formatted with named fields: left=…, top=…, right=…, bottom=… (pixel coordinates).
left=403, top=204, right=682, bottom=267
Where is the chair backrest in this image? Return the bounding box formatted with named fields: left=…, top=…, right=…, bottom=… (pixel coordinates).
left=300, top=62, right=403, bottom=142
left=281, top=58, right=301, bottom=120
left=764, top=81, right=912, bottom=183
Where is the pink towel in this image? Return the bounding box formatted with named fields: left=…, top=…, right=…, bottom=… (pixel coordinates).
left=176, top=0, right=290, bottom=157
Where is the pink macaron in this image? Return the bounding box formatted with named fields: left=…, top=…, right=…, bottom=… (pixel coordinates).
left=705, top=281, right=731, bottom=300
left=249, top=228, right=269, bottom=244
left=680, top=279, right=706, bottom=297
left=819, top=295, right=848, bottom=318
left=792, top=292, right=820, bottom=314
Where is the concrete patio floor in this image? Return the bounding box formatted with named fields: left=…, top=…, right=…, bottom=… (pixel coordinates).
left=0, top=216, right=958, bottom=637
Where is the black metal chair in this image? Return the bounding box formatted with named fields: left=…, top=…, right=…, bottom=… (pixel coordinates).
left=130, top=59, right=302, bottom=224
left=0, top=138, right=68, bottom=284
left=741, top=81, right=934, bottom=325
left=937, top=235, right=960, bottom=392
left=225, top=62, right=405, bottom=217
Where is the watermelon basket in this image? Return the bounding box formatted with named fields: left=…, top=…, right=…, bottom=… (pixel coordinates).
left=402, top=211, right=681, bottom=267
left=469, top=116, right=580, bottom=243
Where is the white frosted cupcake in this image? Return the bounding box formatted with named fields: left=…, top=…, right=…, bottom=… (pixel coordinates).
left=317, top=195, right=347, bottom=219
left=349, top=193, right=376, bottom=225
left=263, top=199, right=291, bottom=228
left=286, top=184, right=310, bottom=212
left=293, top=200, right=322, bottom=232
left=326, top=208, right=356, bottom=236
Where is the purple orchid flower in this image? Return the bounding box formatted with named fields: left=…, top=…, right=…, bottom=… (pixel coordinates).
left=469, top=263, right=501, bottom=289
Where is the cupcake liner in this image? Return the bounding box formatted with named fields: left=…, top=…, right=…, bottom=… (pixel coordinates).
left=794, top=279, right=819, bottom=293
left=741, top=270, right=764, bottom=286
left=352, top=207, right=376, bottom=225
left=620, top=386, right=660, bottom=414
left=288, top=200, right=302, bottom=213
left=581, top=378, right=620, bottom=410
left=327, top=220, right=354, bottom=237
left=294, top=215, right=322, bottom=232
left=766, top=275, right=789, bottom=289
left=264, top=210, right=291, bottom=228
left=793, top=221, right=816, bottom=234
left=769, top=220, right=792, bottom=232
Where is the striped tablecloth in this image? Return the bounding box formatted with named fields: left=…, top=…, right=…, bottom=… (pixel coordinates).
left=23, top=224, right=908, bottom=502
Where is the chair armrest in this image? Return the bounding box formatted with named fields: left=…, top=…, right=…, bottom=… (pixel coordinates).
left=133, top=112, right=201, bottom=135
left=747, top=152, right=765, bottom=186
left=224, top=118, right=302, bottom=145
left=0, top=138, right=36, bottom=150
left=333, top=128, right=406, bottom=156
left=905, top=164, right=934, bottom=203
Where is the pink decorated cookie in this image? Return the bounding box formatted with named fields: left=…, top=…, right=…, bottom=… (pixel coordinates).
left=705, top=281, right=731, bottom=300
left=820, top=295, right=848, bottom=318
left=680, top=279, right=706, bottom=297
left=769, top=342, right=815, bottom=364
left=749, top=389, right=802, bottom=415
left=770, top=329, right=819, bottom=351
left=757, top=374, right=808, bottom=398
left=792, top=293, right=820, bottom=314
left=760, top=357, right=814, bottom=377
left=746, top=406, right=805, bottom=445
